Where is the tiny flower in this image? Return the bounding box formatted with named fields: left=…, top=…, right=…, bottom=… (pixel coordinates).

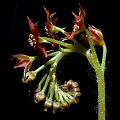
left=27, top=16, right=39, bottom=40
left=22, top=71, right=37, bottom=83
left=28, top=34, right=37, bottom=49
left=34, top=91, right=46, bottom=103
left=72, top=4, right=86, bottom=33
left=62, top=4, right=86, bottom=40
left=12, top=54, right=36, bottom=78
left=27, top=16, right=48, bottom=59
left=43, top=6, right=58, bottom=36
left=43, top=6, right=59, bottom=49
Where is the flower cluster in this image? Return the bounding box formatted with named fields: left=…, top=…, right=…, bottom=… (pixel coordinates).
left=12, top=3, right=107, bottom=119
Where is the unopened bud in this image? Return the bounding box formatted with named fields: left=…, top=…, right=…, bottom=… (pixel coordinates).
left=73, top=92, right=81, bottom=98
left=86, top=49, right=95, bottom=69
left=66, top=98, right=74, bottom=105
left=53, top=102, right=60, bottom=114
left=44, top=100, right=53, bottom=111
left=62, top=80, right=80, bottom=92
left=62, top=101, right=68, bottom=108
left=34, top=92, right=46, bottom=103
left=22, top=71, right=37, bottom=83
left=73, top=87, right=80, bottom=92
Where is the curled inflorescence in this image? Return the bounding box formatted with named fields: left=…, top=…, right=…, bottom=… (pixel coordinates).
left=12, top=4, right=107, bottom=119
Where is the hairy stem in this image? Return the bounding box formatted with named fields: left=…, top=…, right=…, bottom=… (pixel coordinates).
left=85, top=29, right=106, bottom=120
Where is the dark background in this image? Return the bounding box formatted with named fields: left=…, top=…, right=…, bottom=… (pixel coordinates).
left=2, top=0, right=113, bottom=119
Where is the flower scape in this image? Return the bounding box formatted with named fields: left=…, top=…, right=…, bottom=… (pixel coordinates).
left=12, top=4, right=107, bottom=120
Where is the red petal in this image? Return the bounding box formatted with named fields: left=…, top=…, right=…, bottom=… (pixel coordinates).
left=52, top=43, right=57, bottom=49
left=43, top=6, right=50, bottom=18
left=52, top=18, right=58, bottom=25
left=61, top=32, right=75, bottom=41
left=79, top=5, right=86, bottom=18
left=81, top=34, right=89, bottom=45
left=88, top=26, right=100, bottom=40
left=27, top=16, right=39, bottom=39
left=12, top=54, right=30, bottom=60
left=27, top=16, right=35, bottom=32
left=37, top=43, right=48, bottom=58
left=72, top=12, right=80, bottom=21
left=14, top=60, right=29, bottom=68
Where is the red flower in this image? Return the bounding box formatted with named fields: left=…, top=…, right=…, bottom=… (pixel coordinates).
left=27, top=16, right=48, bottom=59
left=72, top=5, right=86, bottom=32
left=62, top=4, right=86, bottom=41
left=27, top=16, right=39, bottom=40
left=12, top=54, right=36, bottom=73
left=43, top=6, right=59, bottom=49
left=12, top=54, right=37, bottom=83
left=12, top=54, right=33, bottom=68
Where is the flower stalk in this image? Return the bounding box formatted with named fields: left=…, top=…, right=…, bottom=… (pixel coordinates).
left=85, top=29, right=107, bottom=120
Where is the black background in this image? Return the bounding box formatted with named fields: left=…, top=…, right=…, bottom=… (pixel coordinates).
left=2, top=0, right=113, bottom=119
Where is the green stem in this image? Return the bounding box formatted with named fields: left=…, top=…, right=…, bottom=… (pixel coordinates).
left=56, top=26, right=87, bottom=54
left=42, top=75, right=51, bottom=93
left=101, top=44, right=107, bottom=74
left=40, top=51, right=59, bottom=58
left=40, top=36, right=74, bottom=49
left=38, top=71, right=48, bottom=90
left=40, top=37, right=86, bottom=55
left=54, top=82, right=60, bottom=103
left=85, top=29, right=106, bottom=120
left=34, top=51, right=61, bottom=73
left=48, top=51, right=68, bottom=100
left=47, top=51, right=60, bottom=57
left=49, top=79, right=55, bottom=100
left=96, top=69, right=106, bottom=120
left=85, top=29, right=100, bottom=68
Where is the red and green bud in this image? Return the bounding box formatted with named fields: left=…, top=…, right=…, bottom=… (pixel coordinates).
left=88, top=25, right=104, bottom=46
left=81, top=25, right=105, bottom=46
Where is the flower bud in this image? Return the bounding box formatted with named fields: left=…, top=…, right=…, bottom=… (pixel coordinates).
left=44, top=100, right=53, bottom=111
left=22, top=71, right=37, bottom=83
left=66, top=98, right=75, bottom=105
left=53, top=102, right=60, bottom=114
left=88, top=25, right=104, bottom=46
left=61, top=80, right=80, bottom=92
left=81, top=25, right=105, bottom=46
left=73, top=87, right=80, bottom=92
left=73, top=92, right=81, bottom=97
left=62, top=101, right=69, bottom=108
left=86, top=49, right=96, bottom=69
left=34, top=92, right=46, bottom=103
